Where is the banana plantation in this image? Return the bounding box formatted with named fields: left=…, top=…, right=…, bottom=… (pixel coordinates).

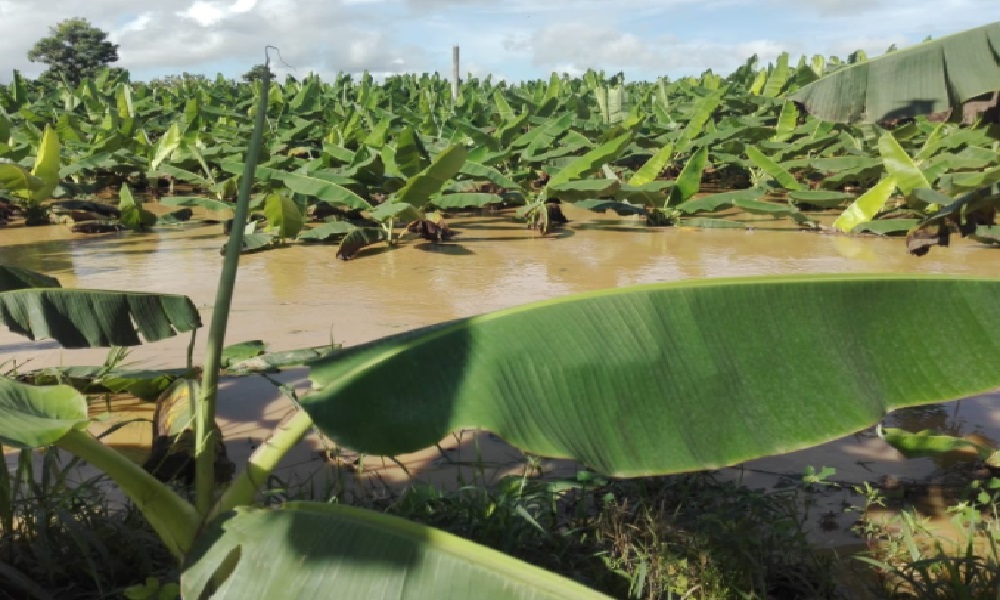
left=1, top=22, right=997, bottom=258
left=1, top=19, right=1000, bottom=600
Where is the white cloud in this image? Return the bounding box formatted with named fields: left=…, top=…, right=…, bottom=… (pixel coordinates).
left=523, top=23, right=786, bottom=77
left=231, top=0, right=256, bottom=12
left=531, top=24, right=661, bottom=70
left=0, top=0, right=994, bottom=82
left=178, top=2, right=226, bottom=27
left=117, top=13, right=153, bottom=35
left=177, top=0, right=259, bottom=26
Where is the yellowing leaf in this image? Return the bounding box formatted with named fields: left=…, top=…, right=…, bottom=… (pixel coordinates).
left=833, top=176, right=898, bottom=233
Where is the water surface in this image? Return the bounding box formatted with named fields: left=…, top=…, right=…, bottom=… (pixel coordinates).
left=2, top=205, right=998, bottom=546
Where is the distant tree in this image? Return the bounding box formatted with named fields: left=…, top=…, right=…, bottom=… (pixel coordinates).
left=27, top=18, right=119, bottom=87
left=242, top=64, right=273, bottom=83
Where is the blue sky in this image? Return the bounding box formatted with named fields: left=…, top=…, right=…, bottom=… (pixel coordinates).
left=0, top=0, right=996, bottom=83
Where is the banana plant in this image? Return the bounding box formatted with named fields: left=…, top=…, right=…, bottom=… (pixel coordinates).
left=4, top=54, right=1000, bottom=599
left=345, top=142, right=468, bottom=256
left=1, top=124, right=60, bottom=225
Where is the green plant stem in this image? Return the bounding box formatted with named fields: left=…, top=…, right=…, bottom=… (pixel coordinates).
left=55, top=428, right=198, bottom=562
left=0, top=443, right=11, bottom=535
left=194, top=61, right=272, bottom=518
left=186, top=330, right=196, bottom=371
left=209, top=408, right=314, bottom=521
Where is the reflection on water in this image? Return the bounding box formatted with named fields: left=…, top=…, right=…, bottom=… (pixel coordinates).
left=2, top=206, right=999, bottom=547
left=3, top=206, right=996, bottom=358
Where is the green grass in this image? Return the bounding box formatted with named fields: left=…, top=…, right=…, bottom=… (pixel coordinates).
left=13, top=440, right=1000, bottom=600
left=0, top=446, right=175, bottom=600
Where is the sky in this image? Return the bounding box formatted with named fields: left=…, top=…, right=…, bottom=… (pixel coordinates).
left=0, top=0, right=996, bottom=84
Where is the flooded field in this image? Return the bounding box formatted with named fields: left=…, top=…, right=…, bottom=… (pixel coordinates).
left=2, top=204, right=999, bottom=548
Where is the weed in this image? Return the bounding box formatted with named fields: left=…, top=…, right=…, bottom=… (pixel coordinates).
left=853, top=477, right=1000, bottom=599
left=381, top=469, right=841, bottom=599
left=0, top=446, right=175, bottom=600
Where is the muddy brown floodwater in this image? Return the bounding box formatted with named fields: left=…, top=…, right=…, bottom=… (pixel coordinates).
left=2, top=204, right=999, bottom=549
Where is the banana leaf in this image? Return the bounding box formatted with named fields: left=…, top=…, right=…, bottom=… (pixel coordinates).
left=905, top=183, right=1000, bottom=254
left=544, top=134, right=632, bottom=190
left=877, top=133, right=931, bottom=197
left=790, top=21, right=1000, bottom=123
left=746, top=147, right=803, bottom=191
left=780, top=156, right=881, bottom=174
left=880, top=427, right=991, bottom=460
left=395, top=145, right=468, bottom=207
left=0, top=380, right=87, bottom=449
left=150, top=123, right=182, bottom=172
left=939, top=165, right=1000, bottom=195
left=152, top=163, right=214, bottom=189
left=0, top=289, right=201, bottom=348
left=393, top=126, right=431, bottom=178
left=429, top=193, right=502, bottom=209
left=24, top=361, right=192, bottom=398
left=159, top=197, right=235, bottom=214
left=224, top=344, right=341, bottom=373
left=297, top=221, right=357, bottom=243
left=732, top=198, right=807, bottom=223
left=615, top=182, right=674, bottom=205
left=303, top=275, right=1000, bottom=477
left=30, top=125, right=61, bottom=202
left=459, top=162, right=521, bottom=191
left=772, top=101, right=798, bottom=142
left=156, top=209, right=194, bottom=225
left=547, top=179, right=620, bottom=202
left=370, top=202, right=422, bottom=223
left=221, top=340, right=268, bottom=368
left=666, top=146, right=709, bottom=206
left=337, top=227, right=387, bottom=260
left=271, top=171, right=371, bottom=210
left=118, top=183, right=156, bottom=231
left=574, top=199, right=647, bottom=216
left=627, top=142, right=674, bottom=187
left=182, top=503, right=609, bottom=600
left=762, top=53, right=791, bottom=98
left=0, top=265, right=60, bottom=292
left=832, top=176, right=898, bottom=233
left=235, top=232, right=277, bottom=254
left=262, top=193, right=304, bottom=239
left=677, top=91, right=723, bottom=149
left=676, top=188, right=765, bottom=214
left=0, top=164, right=43, bottom=193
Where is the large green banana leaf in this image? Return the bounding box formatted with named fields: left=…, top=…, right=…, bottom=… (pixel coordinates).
left=395, top=144, right=468, bottom=207
left=789, top=21, right=1000, bottom=123
left=182, top=503, right=609, bottom=600
left=833, top=176, right=898, bottom=232
left=271, top=171, right=371, bottom=210
left=304, top=275, right=1000, bottom=477
left=0, top=289, right=201, bottom=347
left=0, top=379, right=87, bottom=448
left=877, top=133, right=931, bottom=196
left=544, top=133, right=631, bottom=190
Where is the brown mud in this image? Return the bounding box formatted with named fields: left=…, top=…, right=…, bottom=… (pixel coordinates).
left=2, top=203, right=999, bottom=548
